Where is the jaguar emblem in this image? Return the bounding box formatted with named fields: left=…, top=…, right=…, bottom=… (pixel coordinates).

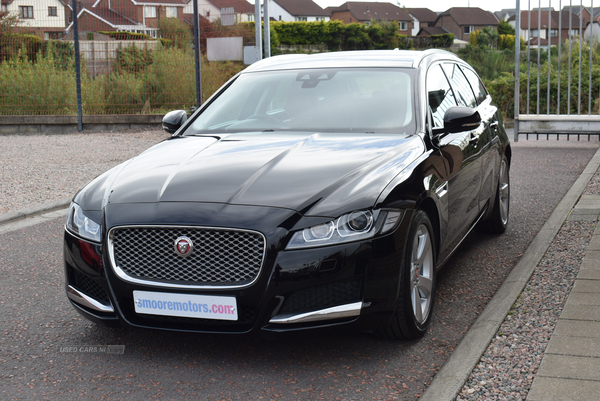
left=174, top=236, right=193, bottom=257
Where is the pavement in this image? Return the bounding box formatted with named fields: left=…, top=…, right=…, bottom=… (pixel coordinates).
left=525, top=195, right=600, bottom=400
left=2, top=145, right=600, bottom=401
left=422, top=145, right=600, bottom=401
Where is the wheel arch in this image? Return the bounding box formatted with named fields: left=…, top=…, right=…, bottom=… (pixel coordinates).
left=415, top=196, right=440, bottom=261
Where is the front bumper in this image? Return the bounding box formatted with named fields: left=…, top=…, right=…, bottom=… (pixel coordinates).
left=63, top=204, right=413, bottom=335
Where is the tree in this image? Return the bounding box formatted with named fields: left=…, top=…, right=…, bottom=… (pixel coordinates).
left=1, top=10, right=21, bottom=34
left=477, top=26, right=499, bottom=49
left=498, top=19, right=515, bottom=36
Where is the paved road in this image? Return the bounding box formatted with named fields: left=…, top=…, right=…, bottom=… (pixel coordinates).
left=1, top=139, right=598, bottom=400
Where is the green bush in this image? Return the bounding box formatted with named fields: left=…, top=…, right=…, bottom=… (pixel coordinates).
left=0, top=33, right=41, bottom=62
left=0, top=47, right=76, bottom=115
left=158, top=19, right=192, bottom=49
left=114, top=45, right=153, bottom=74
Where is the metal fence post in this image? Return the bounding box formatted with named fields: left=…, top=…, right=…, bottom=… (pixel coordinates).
left=514, top=0, right=521, bottom=142
left=264, top=0, right=270, bottom=58
left=71, top=0, right=83, bottom=132
left=193, top=0, right=202, bottom=108
left=255, top=0, right=262, bottom=61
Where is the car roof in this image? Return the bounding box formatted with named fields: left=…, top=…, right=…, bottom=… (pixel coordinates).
left=243, top=49, right=461, bottom=72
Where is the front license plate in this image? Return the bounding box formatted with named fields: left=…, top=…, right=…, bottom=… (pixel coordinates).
left=133, top=290, right=238, bottom=321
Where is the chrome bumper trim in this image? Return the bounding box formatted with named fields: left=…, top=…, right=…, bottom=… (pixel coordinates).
left=67, top=285, right=114, bottom=313
left=269, top=301, right=363, bottom=324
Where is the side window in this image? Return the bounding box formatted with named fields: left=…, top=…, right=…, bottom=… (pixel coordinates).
left=442, top=63, right=477, bottom=108
left=427, top=65, right=457, bottom=128
left=460, top=66, right=488, bottom=105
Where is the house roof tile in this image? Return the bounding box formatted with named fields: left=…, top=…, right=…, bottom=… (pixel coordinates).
left=438, top=7, right=499, bottom=26
left=274, top=0, right=330, bottom=17
left=407, top=8, right=438, bottom=23
left=519, top=10, right=580, bottom=29
left=418, top=26, right=449, bottom=36
left=332, top=1, right=412, bottom=22
left=205, top=0, right=254, bottom=14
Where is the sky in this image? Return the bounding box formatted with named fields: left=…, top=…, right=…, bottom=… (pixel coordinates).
left=312, top=0, right=600, bottom=14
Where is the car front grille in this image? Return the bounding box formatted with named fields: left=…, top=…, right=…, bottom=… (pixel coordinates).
left=109, top=226, right=265, bottom=288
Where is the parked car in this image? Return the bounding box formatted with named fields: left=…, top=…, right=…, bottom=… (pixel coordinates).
left=64, top=50, right=510, bottom=340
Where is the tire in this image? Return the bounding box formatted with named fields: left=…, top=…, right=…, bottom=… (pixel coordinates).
left=377, top=210, right=436, bottom=340
left=477, top=155, right=510, bottom=234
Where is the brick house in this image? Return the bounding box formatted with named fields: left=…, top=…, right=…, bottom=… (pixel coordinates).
left=330, top=1, right=412, bottom=35
left=406, top=8, right=437, bottom=36
left=67, top=0, right=187, bottom=37
left=433, top=7, right=499, bottom=41
left=513, top=10, right=580, bottom=46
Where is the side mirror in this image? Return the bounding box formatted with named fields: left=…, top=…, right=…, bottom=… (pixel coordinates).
left=162, top=110, right=188, bottom=134
left=443, top=106, right=481, bottom=134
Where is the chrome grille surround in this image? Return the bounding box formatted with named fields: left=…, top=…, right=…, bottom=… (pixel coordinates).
left=108, top=225, right=266, bottom=289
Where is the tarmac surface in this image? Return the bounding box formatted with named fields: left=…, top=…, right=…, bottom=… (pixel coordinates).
left=1, top=132, right=600, bottom=400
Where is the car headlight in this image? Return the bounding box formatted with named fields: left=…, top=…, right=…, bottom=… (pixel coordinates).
left=66, top=203, right=102, bottom=243
left=286, top=209, right=403, bottom=250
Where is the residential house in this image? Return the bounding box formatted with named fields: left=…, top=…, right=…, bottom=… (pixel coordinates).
left=494, top=8, right=516, bottom=22
left=585, top=18, right=600, bottom=42
left=513, top=10, right=581, bottom=46
left=407, top=8, right=437, bottom=36
left=66, top=0, right=187, bottom=38
left=2, top=0, right=69, bottom=39
left=330, top=2, right=412, bottom=35
left=433, top=7, right=499, bottom=41
left=561, top=6, right=600, bottom=26
left=183, top=0, right=254, bottom=24
left=267, top=0, right=330, bottom=22
left=417, top=26, right=449, bottom=37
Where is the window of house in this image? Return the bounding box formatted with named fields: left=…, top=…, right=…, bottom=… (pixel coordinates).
left=48, top=6, right=57, bottom=16
left=144, top=6, right=157, bottom=18
left=550, top=29, right=558, bottom=37
left=19, top=6, right=34, bottom=19
left=166, top=7, right=177, bottom=18
left=248, top=14, right=254, bottom=22
left=296, top=16, right=307, bottom=21
left=400, top=21, right=407, bottom=30
left=463, top=25, right=474, bottom=34
left=570, top=29, right=578, bottom=37
left=531, top=29, right=539, bottom=37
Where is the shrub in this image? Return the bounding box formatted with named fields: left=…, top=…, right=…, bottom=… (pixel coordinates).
left=0, top=46, right=76, bottom=115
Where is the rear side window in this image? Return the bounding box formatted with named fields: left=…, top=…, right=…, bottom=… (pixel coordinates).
left=442, top=63, right=477, bottom=109
left=460, top=66, right=488, bottom=105
left=427, top=64, right=457, bottom=128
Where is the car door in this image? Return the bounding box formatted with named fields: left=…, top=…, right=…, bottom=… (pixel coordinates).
left=427, top=63, right=483, bottom=263
left=460, top=65, right=500, bottom=211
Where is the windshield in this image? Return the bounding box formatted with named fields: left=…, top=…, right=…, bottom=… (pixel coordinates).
left=186, top=68, right=415, bottom=134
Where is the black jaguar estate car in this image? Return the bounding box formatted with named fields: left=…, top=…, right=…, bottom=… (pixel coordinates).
left=64, top=49, right=510, bottom=340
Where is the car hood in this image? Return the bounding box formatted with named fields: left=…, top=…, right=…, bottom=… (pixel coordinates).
left=76, top=132, right=424, bottom=217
